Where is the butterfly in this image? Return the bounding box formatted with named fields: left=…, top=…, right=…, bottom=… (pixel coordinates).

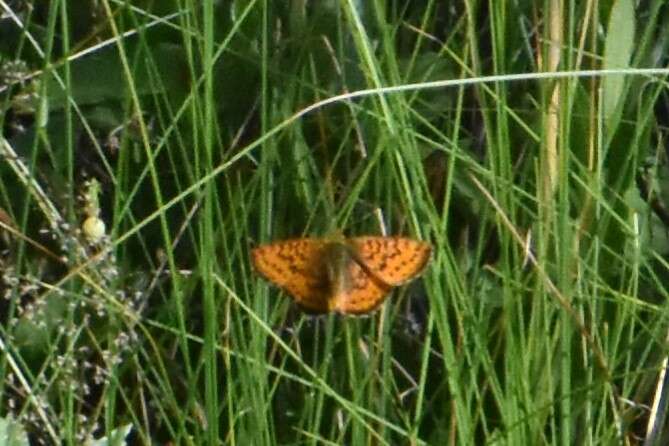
left=251, top=235, right=432, bottom=314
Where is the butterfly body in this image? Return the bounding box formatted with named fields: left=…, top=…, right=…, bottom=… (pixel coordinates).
left=251, top=236, right=431, bottom=315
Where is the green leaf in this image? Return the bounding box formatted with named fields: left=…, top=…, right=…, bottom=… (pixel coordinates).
left=602, top=0, right=635, bottom=126
left=0, top=416, right=30, bottom=446
left=88, top=424, right=133, bottom=446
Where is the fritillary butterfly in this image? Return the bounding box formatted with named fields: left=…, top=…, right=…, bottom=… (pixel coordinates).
left=251, top=236, right=432, bottom=314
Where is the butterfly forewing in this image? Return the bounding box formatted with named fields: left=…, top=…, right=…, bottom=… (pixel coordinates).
left=251, top=239, right=330, bottom=313
left=350, top=236, right=432, bottom=286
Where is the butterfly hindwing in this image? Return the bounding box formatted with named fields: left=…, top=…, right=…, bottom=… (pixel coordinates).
left=330, top=259, right=392, bottom=314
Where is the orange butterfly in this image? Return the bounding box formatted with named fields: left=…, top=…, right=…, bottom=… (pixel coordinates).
left=251, top=236, right=432, bottom=314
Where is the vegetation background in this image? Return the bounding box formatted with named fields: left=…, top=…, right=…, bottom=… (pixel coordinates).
left=1, top=0, right=669, bottom=444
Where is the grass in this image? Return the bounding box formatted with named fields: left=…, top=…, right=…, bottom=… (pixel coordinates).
left=1, top=0, right=669, bottom=444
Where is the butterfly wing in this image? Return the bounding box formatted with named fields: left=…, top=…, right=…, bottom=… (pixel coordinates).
left=251, top=238, right=330, bottom=313
left=349, top=236, right=432, bottom=286
left=330, top=260, right=392, bottom=315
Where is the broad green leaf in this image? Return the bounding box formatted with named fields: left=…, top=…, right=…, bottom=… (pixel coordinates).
left=0, top=416, right=29, bottom=446
left=602, top=0, right=635, bottom=126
